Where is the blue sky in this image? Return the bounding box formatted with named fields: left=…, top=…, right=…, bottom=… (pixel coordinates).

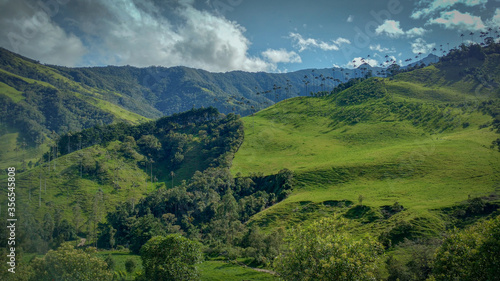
left=1, top=0, right=499, bottom=72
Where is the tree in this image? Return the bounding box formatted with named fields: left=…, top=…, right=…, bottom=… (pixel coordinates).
left=104, top=254, right=115, bottom=270
left=30, top=243, right=113, bottom=281
left=140, top=235, right=203, bottom=281
left=432, top=215, right=500, bottom=280
left=125, top=258, right=137, bottom=274
left=273, top=216, right=383, bottom=281
left=129, top=214, right=166, bottom=254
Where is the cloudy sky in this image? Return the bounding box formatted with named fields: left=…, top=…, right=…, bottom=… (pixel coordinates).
left=1, top=0, right=499, bottom=72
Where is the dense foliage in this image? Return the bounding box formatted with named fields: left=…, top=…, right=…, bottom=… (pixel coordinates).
left=273, top=216, right=384, bottom=281
left=29, top=243, right=113, bottom=281
left=433, top=215, right=500, bottom=281
left=103, top=167, right=293, bottom=254
left=140, top=235, right=203, bottom=281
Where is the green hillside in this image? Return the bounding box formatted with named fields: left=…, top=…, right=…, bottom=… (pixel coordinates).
left=1, top=44, right=500, bottom=280
left=232, top=46, right=500, bottom=244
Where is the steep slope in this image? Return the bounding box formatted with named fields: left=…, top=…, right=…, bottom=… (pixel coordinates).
left=0, top=108, right=244, bottom=236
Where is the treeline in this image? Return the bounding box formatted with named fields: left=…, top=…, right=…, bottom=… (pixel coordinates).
left=55, top=107, right=242, bottom=169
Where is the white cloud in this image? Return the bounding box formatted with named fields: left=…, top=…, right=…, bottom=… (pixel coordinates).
left=411, top=0, right=488, bottom=19
left=289, top=32, right=351, bottom=52
left=261, top=48, right=302, bottom=64
left=0, top=1, right=87, bottom=66
left=346, top=57, right=379, bottom=68
left=406, top=27, right=428, bottom=38
left=369, top=44, right=396, bottom=53
left=375, top=20, right=405, bottom=38
left=0, top=0, right=296, bottom=72
left=347, top=15, right=354, bottom=22
left=375, top=20, right=429, bottom=38
left=429, top=10, right=486, bottom=31
left=488, top=8, right=500, bottom=28
left=411, top=38, right=436, bottom=54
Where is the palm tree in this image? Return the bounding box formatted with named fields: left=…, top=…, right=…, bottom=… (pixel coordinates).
left=460, top=33, right=464, bottom=45
left=470, top=32, right=474, bottom=44
left=302, top=75, right=310, bottom=96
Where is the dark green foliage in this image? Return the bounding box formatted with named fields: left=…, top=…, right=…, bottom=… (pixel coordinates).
left=336, top=78, right=387, bottom=106
left=433, top=215, right=500, bottom=280
left=104, top=254, right=115, bottom=270
left=140, top=235, right=203, bottom=281
left=29, top=243, right=113, bottom=281
left=380, top=202, right=404, bottom=219
left=124, top=258, right=137, bottom=274
left=0, top=76, right=115, bottom=146
left=386, top=238, right=442, bottom=281
left=380, top=220, right=417, bottom=248
left=97, top=224, right=117, bottom=249
left=241, top=225, right=285, bottom=265
left=102, top=166, right=293, bottom=258
left=273, top=216, right=383, bottom=281
left=344, top=205, right=383, bottom=223
left=129, top=214, right=167, bottom=254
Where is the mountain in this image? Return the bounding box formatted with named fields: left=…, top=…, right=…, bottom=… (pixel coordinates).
left=1, top=43, right=499, bottom=280
left=0, top=47, right=384, bottom=168
left=402, top=53, right=439, bottom=69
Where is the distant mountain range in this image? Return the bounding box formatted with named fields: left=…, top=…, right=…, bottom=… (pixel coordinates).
left=0, top=47, right=436, bottom=148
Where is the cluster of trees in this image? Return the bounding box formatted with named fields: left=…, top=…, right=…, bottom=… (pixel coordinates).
left=99, top=167, right=293, bottom=262
left=2, top=213, right=498, bottom=280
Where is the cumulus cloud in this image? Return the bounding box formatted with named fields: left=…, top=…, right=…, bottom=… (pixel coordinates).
left=262, top=48, right=302, bottom=64
left=289, top=32, right=351, bottom=52
left=429, top=10, right=486, bottom=31
left=411, top=0, right=488, bottom=19
left=406, top=27, right=428, bottom=38
left=487, top=8, right=500, bottom=28
left=375, top=20, right=405, bottom=38
left=375, top=20, right=429, bottom=38
left=346, top=57, right=379, bottom=68
left=369, top=44, right=396, bottom=53
left=411, top=38, right=436, bottom=54
left=0, top=0, right=296, bottom=72
left=0, top=1, right=87, bottom=66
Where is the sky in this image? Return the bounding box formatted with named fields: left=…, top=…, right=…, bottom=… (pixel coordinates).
left=0, top=0, right=499, bottom=73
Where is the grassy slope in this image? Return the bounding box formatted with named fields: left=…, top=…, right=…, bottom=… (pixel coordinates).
left=0, top=56, right=150, bottom=169
left=232, top=66, right=500, bottom=239
left=7, top=141, right=152, bottom=224
left=0, top=66, right=149, bottom=125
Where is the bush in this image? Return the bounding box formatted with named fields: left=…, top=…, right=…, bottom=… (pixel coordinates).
left=125, top=258, right=137, bottom=274
left=141, top=235, right=203, bottom=281
left=30, top=243, right=113, bottom=280
left=273, top=216, right=383, bottom=280
left=433, top=215, right=500, bottom=280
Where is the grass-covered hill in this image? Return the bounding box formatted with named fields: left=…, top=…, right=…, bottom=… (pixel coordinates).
left=1, top=43, right=500, bottom=280
left=0, top=108, right=244, bottom=248
left=232, top=43, right=500, bottom=247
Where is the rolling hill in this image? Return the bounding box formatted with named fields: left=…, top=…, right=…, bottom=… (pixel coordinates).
left=1, top=43, right=500, bottom=280
left=231, top=44, right=500, bottom=246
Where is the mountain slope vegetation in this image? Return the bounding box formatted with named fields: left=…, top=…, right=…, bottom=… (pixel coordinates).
left=1, top=43, right=500, bottom=280
left=231, top=43, right=500, bottom=257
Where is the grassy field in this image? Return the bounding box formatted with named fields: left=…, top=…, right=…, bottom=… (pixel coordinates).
left=232, top=75, right=500, bottom=238
left=93, top=251, right=276, bottom=281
